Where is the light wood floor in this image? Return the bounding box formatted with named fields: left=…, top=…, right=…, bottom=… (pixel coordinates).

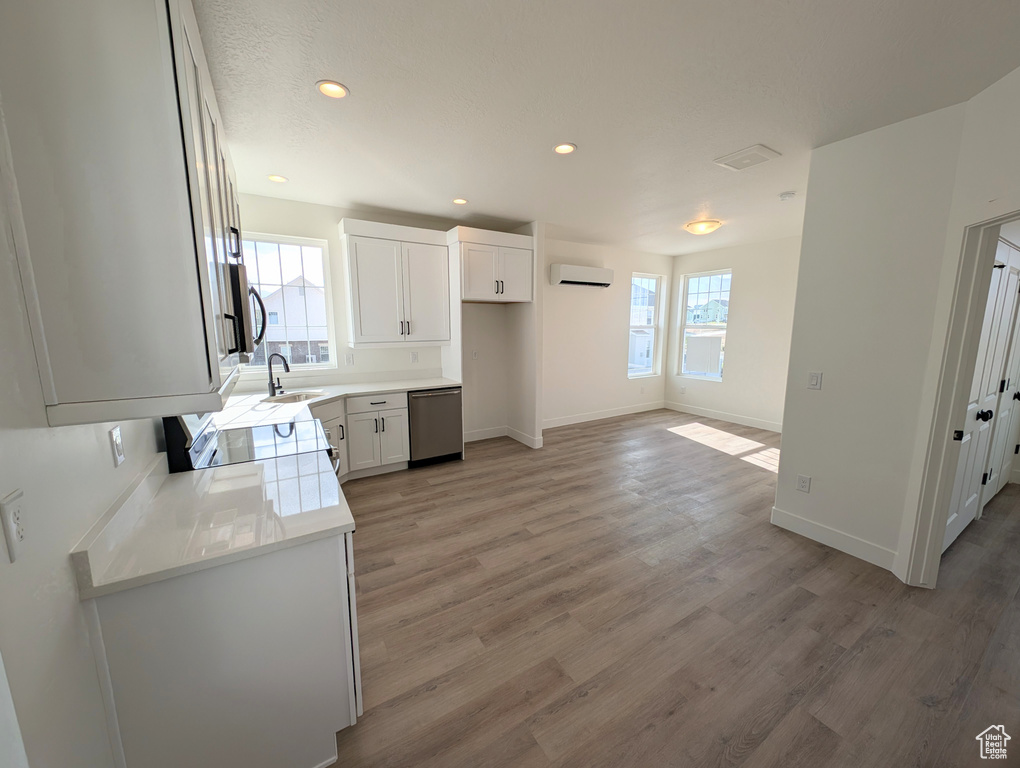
left=332, top=409, right=1020, bottom=767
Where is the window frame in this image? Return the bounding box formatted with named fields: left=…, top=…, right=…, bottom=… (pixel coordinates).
left=238, top=232, right=337, bottom=380
left=677, top=268, right=732, bottom=382
left=627, top=272, right=666, bottom=379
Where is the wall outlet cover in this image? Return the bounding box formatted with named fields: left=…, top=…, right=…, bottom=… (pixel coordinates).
left=807, top=372, right=823, bottom=390
left=345, top=354, right=355, bottom=366
left=109, top=426, right=126, bottom=467
left=796, top=475, right=812, bottom=493
left=410, top=351, right=419, bottom=364
left=1, top=489, right=25, bottom=563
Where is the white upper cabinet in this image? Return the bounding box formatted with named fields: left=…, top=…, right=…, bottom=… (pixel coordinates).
left=450, top=228, right=534, bottom=303
left=340, top=220, right=451, bottom=346
left=0, top=0, right=249, bottom=425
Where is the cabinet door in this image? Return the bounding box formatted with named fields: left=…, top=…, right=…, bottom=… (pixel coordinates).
left=322, top=417, right=349, bottom=478
left=348, top=237, right=404, bottom=343
left=461, top=243, right=499, bottom=300
left=378, top=408, right=410, bottom=464
left=347, top=412, right=381, bottom=471
left=401, top=242, right=450, bottom=342
left=498, top=247, right=534, bottom=302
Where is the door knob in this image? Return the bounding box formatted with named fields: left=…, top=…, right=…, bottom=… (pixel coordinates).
left=977, top=410, right=994, bottom=422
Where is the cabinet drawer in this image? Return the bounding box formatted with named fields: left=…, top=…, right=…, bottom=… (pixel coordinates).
left=310, top=397, right=346, bottom=423
left=346, top=392, right=408, bottom=415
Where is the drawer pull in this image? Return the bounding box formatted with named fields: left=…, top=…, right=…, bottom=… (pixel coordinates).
left=370, top=400, right=386, bottom=405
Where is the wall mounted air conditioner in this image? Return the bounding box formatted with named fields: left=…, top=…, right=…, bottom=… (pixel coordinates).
left=550, top=263, right=614, bottom=287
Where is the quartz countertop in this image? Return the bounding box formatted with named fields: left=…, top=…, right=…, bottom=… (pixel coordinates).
left=215, top=377, right=461, bottom=428
left=71, top=451, right=354, bottom=599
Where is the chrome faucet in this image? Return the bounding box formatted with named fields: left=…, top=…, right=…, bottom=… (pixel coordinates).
left=267, top=353, right=291, bottom=397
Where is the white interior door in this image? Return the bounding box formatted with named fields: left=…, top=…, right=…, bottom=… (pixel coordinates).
left=349, top=236, right=404, bottom=343
left=461, top=243, right=498, bottom=300
left=984, top=248, right=1020, bottom=499
left=944, top=242, right=1010, bottom=551
left=401, top=242, right=450, bottom=341
left=498, top=247, right=533, bottom=302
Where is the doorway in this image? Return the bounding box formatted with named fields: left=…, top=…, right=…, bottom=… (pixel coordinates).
left=906, top=211, right=1020, bottom=586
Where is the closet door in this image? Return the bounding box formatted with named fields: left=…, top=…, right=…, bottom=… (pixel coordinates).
left=944, top=243, right=1011, bottom=551
left=985, top=242, right=1020, bottom=499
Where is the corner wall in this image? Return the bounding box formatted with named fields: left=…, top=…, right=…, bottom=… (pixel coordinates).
left=542, top=238, right=673, bottom=428
left=665, top=237, right=801, bottom=432
left=773, top=104, right=967, bottom=570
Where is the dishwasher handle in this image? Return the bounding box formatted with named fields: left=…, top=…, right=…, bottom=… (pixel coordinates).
left=410, top=389, right=462, bottom=398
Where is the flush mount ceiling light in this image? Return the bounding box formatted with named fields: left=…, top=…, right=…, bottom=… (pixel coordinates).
left=316, top=80, right=349, bottom=99
left=684, top=219, right=722, bottom=235
left=779, top=191, right=797, bottom=202
left=452, top=198, right=468, bottom=205
left=267, top=174, right=288, bottom=183
left=553, top=143, right=577, bottom=155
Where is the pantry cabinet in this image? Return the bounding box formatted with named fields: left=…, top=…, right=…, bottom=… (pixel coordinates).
left=340, top=220, right=451, bottom=346
left=1, top=0, right=250, bottom=426
left=449, top=228, right=534, bottom=303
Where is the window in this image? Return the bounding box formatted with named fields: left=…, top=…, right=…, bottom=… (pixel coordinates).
left=679, top=270, right=731, bottom=379
left=628, top=274, right=663, bottom=377
left=241, top=234, right=332, bottom=369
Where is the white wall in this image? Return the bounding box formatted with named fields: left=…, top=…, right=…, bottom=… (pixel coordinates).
left=461, top=303, right=509, bottom=441
left=0, top=649, right=29, bottom=768
left=665, top=237, right=801, bottom=432
left=237, top=194, right=456, bottom=389
left=542, top=238, right=673, bottom=428
left=773, top=104, right=967, bottom=570
left=0, top=113, right=157, bottom=767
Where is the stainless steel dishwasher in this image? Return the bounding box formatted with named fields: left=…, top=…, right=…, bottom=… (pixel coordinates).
left=408, top=387, right=463, bottom=467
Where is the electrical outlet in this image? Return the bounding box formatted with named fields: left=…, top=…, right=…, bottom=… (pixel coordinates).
left=410, top=351, right=419, bottom=364
left=796, top=475, right=812, bottom=493
left=679, top=386, right=686, bottom=395
left=345, top=353, right=355, bottom=366
left=1, top=490, right=25, bottom=563
left=109, top=426, right=125, bottom=467
left=807, top=372, right=823, bottom=390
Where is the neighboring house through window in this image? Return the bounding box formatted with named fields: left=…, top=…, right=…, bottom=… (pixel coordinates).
left=628, top=273, right=664, bottom=377
left=680, top=270, right=731, bottom=379
left=241, top=234, right=333, bottom=368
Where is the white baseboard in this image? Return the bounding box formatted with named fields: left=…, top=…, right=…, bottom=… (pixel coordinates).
left=507, top=427, right=543, bottom=449
left=464, top=426, right=509, bottom=443
left=1011, top=468, right=1020, bottom=484
left=543, top=401, right=666, bottom=430
left=770, top=506, right=896, bottom=570
left=664, top=402, right=782, bottom=433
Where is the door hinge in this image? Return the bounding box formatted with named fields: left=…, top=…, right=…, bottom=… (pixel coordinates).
left=982, top=472, right=989, bottom=485
left=994, top=263, right=1007, bottom=269
left=953, top=430, right=964, bottom=441
left=1001, top=379, right=1007, bottom=393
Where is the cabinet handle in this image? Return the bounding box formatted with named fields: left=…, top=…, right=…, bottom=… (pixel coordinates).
left=495, top=279, right=499, bottom=295
left=381, top=417, right=386, bottom=432
left=339, top=424, right=344, bottom=440
left=399, top=320, right=404, bottom=335
left=228, top=226, right=241, bottom=259
left=370, top=400, right=386, bottom=405
left=406, top=320, right=411, bottom=335
left=374, top=418, right=379, bottom=433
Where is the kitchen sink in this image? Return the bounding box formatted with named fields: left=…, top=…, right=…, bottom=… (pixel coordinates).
left=261, top=390, right=324, bottom=404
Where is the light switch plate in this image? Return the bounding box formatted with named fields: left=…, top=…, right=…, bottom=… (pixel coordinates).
left=807, top=372, right=823, bottom=390
left=1, top=489, right=25, bottom=563
left=109, top=426, right=125, bottom=467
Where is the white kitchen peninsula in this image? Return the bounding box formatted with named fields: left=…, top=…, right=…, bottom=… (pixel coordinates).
left=71, top=451, right=359, bottom=768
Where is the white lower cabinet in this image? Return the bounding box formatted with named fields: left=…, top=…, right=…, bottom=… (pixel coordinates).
left=321, top=416, right=349, bottom=477
left=346, top=400, right=410, bottom=472
left=379, top=408, right=410, bottom=464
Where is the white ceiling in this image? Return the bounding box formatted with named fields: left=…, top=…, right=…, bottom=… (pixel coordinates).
left=194, top=0, right=1020, bottom=255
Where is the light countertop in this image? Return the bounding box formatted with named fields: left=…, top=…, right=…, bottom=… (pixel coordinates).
left=71, top=451, right=354, bottom=599
left=216, top=377, right=461, bottom=428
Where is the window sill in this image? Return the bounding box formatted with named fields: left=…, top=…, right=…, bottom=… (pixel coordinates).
left=627, top=372, right=661, bottom=380
left=678, top=374, right=723, bottom=383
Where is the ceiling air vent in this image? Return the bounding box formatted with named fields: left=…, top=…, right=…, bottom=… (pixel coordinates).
left=714, top=144, right=781, bottom=171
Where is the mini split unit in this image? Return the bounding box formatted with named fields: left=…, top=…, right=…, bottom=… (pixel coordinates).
left=550, top=263, right=614, bottom=287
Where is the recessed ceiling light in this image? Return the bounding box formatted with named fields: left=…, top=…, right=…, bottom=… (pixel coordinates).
left=316, top=80, right=349, bottom=99
left=452, top=198, right=468, bottom=205
left=267, top=174, right=288, bottom=183
left=684, top=219, right=722, bottom=235
left=553, top=143, right=577, bottom=155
